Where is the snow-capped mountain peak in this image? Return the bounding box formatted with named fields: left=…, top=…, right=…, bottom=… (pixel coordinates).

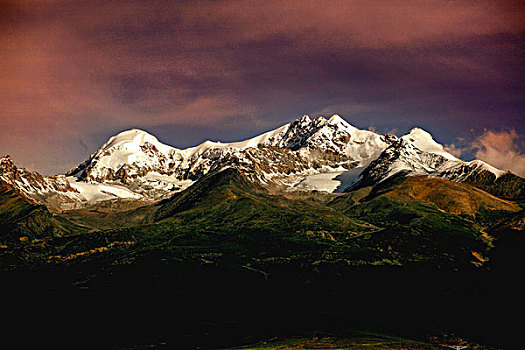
left=465, top=159, right=506, bottom=177
left=262, top=114, right=384, bottom=157
left=264, top=115, right=321, bottom=150
left=327, top=114, right=358, bottom=133
left=68, top=128, right=179, bottom=183
left=0, top=155, right=16, bottom=175
left=401, top=127, right=458, bottom=161
left=98, top=128, right=177, bottom=157
left=439, top=159, right=507, bottom=181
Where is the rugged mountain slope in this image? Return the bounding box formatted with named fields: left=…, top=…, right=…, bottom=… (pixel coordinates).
left=0, top=155, right=144, bottom=211
left=0, top=155, right=83, bottom=211
left=185, top=170, right=516, bottom=269
left=347, top=128, right=520, bottom=200
left=0, top=180, right=82, bottom=242
left=444, top=168, right=525, bottom=201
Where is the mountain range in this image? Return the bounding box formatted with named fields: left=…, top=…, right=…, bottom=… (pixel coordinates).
left=1, top=115, right=522, bottom=212
left=1, top=115, right=523, bottom=349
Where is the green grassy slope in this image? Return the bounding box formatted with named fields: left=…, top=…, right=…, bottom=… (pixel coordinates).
left=155, top=168, right=377, bottom=237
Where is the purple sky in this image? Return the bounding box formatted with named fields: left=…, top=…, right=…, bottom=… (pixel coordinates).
left=1, top=0, right=524, bottom=175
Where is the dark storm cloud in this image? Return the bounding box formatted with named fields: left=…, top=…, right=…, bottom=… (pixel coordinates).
left=1, top=0, right=523, bottom=174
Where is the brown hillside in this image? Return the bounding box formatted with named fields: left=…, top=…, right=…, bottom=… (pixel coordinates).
left=380, top=176, right=520, bottom=216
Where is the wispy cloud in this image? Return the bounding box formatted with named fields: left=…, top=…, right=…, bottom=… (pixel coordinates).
left=473, top=129, right=525, bottom=177
left=446, top=130, right=525, bottom=177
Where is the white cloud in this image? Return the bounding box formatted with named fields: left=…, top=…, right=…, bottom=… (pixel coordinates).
left=472, top=129, right=525, bottom=177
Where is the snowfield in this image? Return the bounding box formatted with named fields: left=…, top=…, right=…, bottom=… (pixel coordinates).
left=66, top=177, right=141, bottom=201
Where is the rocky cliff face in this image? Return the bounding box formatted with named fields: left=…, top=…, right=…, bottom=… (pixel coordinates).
left=0, top=155, right=144, bottom=211
left=0, top=156, right=87, bottom=211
